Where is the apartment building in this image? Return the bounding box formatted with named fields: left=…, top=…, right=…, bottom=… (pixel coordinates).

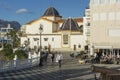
left=0, top=24, right=13, bottom=46
left=83, top=8, right=91, bottom=52
left=90, top=0, right=120, bottom=55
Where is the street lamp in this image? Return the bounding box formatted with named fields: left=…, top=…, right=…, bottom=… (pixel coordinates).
left=39, top=24, right=43, bottom=66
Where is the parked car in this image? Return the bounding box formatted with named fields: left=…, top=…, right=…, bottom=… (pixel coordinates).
left=70, top=51, right=88, bottom=59
left=70, top=52, right=80, bottom=58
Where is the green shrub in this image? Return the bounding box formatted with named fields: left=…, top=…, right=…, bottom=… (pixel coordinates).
left=4, top=43, right=12, bottom=49
left=0, top=48, right=14, bottom=60
left=14, top=50, right=28, bottom=59
left=0, top=43, right=2, bottom=48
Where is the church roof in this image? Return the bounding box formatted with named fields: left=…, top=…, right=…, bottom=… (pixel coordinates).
left=43, top=7, right=61, bottom=17
left=60, top=18, right=80, bottom=31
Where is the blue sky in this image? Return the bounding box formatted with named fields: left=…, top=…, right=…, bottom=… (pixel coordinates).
left=0, top=0, right=89, bottom=25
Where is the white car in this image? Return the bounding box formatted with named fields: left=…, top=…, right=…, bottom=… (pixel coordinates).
left=70, top=52, right=80, bottom=58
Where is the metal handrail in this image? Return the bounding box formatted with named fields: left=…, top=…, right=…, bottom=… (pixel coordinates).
left=0, top=57, right=40, bottom=73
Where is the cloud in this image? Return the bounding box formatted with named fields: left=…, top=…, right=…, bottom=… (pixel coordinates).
left=16, top=8, right=29, bottom=14
left=16, top=9, right=28, bottom=14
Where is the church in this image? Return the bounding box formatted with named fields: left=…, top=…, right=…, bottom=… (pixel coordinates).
left=20, top=7, right=87, bottom=51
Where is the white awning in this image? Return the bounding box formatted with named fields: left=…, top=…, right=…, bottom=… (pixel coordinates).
left=94, top=45, right=112, bottom=49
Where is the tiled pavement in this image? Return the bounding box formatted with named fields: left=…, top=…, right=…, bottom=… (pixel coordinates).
left=0, top=62, right=94, bottom=80
left=1, top=53, right=120, bottom=80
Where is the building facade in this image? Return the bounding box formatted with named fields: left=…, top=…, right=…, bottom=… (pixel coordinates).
left=20, top=7, right=87, bottom=52
left=0, top=24, right=13, bottom=48
left=83, top=8, right=91, bottom=48
left=90, top=0, right=120, bottom=55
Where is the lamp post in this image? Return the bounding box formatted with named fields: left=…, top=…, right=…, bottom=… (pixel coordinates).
left=39, top=24, right=43, bottom=66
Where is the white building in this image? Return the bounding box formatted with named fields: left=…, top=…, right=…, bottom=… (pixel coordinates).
left=0, top=24, right=13, bottom=44
left=83, top=8, right=91, bottom=46
left=90, top=0, right=120, bottom=55
left=20, top=7, right=87, bottom=51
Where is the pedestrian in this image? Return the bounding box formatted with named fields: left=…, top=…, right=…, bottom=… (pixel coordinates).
left=56, top=52, right=63, bottom=68
left=44, top=51, right=48, bottom=63
left=51, top=52, right=55, bottom=63
left=39, top=51, right=44, bottom=67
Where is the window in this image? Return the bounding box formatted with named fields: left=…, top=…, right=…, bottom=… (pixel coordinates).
left=93, top=13, right=99, bottom=21
left=93, top=0, right=99, bottom=4
left=28, top=38, right=29, bottom=40
left=100, top=0, right=105, bottom=4
left=33, top=38, right=39, bottom=41
left=8, top=29, right=12, bottom=32
left=116, top=0, right=120, bottom=2
left=78, top=45, right=81, bottom=48
left=52, top=37, right=54, bottom=41
left=86, top=23, right=90, bottom=26
left=100, top=13, right=107, bottom=20
left=1, top=29, right=7, bottom=32
left=63, top=34, right=68, bottom=44
left=109, top=0, right=116, bottom=4
left=44, top=38, right=48, bottom=41
left=109, top=29, right=120, bottom=37
left=108, top=12, right=115, bottom=20
left=116, top=12, right=120, bottom=20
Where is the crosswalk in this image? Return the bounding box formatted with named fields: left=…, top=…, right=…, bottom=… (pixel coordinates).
left=0, top=53, right=96, bottom=80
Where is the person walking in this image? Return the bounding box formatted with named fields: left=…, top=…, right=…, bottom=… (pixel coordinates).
left=39, top=51, right=44, bottom=67
left=56, top=52, right=63, bottom=68
left=44, top=51, right=48, bottom=63
left=51, top=52, right=55, bottom=63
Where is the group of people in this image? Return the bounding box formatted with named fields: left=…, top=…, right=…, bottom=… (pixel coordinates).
left=50, top=51, right=63, bottom=68
left=91, top=52, right=120, bottom=64
left=39, top=51, right=63, bottom=68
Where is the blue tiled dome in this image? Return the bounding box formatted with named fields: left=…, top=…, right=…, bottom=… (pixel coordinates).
left=60, top=18, right=80, bottom=31
left=43, top=7, right=61, bottom=17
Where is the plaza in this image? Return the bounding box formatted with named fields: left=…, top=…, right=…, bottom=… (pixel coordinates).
left=1, top=52, right=120, bottom=80
left=1, top=0, right=120, bottom=80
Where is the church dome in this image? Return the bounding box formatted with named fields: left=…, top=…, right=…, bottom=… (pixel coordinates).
left=43, top=7, right=61, bottom=17
left=60, top=18, right=80, bottom=31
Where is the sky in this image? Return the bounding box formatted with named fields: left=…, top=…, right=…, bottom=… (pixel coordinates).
left=0, top=0, right=89, bottom=25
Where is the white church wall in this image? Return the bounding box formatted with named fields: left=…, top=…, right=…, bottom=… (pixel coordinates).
left=71, top=35, right=86, bottom=51
left=78, top=23, right=83, bottom=26
left=42, top=35, right=61, bottom=49
left=21, top=34, right=86, bottom=51
left=26, top=19, right=53, bottom=34
left=59, top=23, right=62, bottom=27
left=43, top=16, right=61, bottom=21
left=27, top=36, right=39, bottom=49
left=21, top=25, right=26, bottom=33
left=43, top=16, right=55, bottom=21
left=20, top=37, right=28, bottom=47
left=27, top=34, right=61, bottom=50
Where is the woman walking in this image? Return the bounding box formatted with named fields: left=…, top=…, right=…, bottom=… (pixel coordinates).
left=56, top=52, right=63, bottom=68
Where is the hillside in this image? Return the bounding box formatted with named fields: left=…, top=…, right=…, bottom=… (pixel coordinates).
left=0, top=19, right=21, bottom=30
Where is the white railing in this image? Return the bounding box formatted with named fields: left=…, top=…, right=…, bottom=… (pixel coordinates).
left=0, top=57, right=40, bottom=72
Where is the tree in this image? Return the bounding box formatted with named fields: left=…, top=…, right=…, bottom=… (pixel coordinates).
left=0, top=47, right=14, bottom=60
left=17, top=30, right=24, bottom=37
left=0, top=43, right=2, bottom=48
left=14, top=50, right=28, bottom=59
left=6, top=30, right=20, bottom=48
left=4, top=43, right=12, bottom=49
